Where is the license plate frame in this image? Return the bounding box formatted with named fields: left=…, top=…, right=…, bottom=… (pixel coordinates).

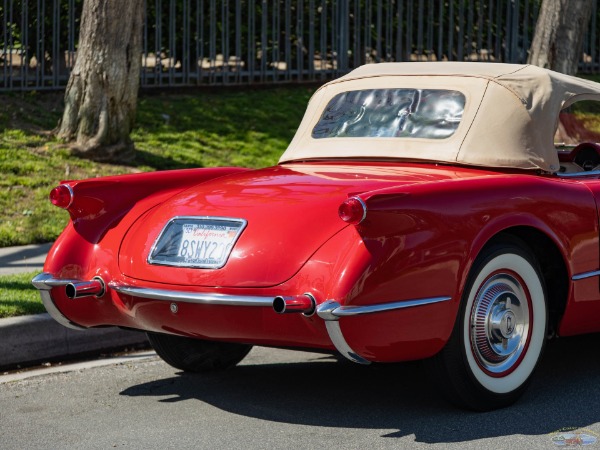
left=148, top=216, right=247, bottom=269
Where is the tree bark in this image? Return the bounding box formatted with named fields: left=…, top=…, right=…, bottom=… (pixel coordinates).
left=528, top=0, right=593, bottom=75
left=57, top=0, right=144, bottom=162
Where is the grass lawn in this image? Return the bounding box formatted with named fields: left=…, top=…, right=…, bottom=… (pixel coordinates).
left=0, top=83, right=317, bottom=318
left=0, top=84, right=317, bottom=247
left=0, top=272, right=45, bottom=318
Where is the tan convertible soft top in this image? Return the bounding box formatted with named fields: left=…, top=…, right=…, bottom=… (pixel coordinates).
left=279, top=62, right=600, bottom=172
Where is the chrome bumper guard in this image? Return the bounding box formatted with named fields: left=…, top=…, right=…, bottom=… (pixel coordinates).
left=315, top=297, right=452, bottom=364
left=31, top=273, right=88, bottom=330
left=32, top=273, right=451, bottom=365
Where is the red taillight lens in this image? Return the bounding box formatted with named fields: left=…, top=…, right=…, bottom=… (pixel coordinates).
left=338, top=196, right=367, bottom=225
left=49, top=184, right=74, bottom=209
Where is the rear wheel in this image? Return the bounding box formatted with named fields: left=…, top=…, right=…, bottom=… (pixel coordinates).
left=428, top=239, right=547, bottom=410
left=147, top=332, right=252, bottom=372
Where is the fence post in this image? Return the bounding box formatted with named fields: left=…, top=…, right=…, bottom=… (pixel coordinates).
left=2, top=1, right=600, bottom=92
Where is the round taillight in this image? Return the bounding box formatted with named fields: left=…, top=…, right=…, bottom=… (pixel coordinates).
left=49, top=184, right=74, bottom=209
left=338, top=196, right=367, bottom=225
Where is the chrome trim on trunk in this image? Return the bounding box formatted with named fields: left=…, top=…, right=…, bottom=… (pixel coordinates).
left=31, top=273, right=87, bottom=330
left=109, top=283, right=273, bottom=307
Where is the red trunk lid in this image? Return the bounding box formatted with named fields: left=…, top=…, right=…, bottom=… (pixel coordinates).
left=118, top=162, right=492, bottom=287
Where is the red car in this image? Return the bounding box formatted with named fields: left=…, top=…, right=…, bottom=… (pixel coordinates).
left=33, top=62, right=600, bottom=410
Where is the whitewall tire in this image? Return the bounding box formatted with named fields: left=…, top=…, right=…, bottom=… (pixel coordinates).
left=427, top=237, right=547, bottom=410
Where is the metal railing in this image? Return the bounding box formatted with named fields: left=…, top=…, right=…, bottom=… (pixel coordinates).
left=1, top=0, right=598, bottom=92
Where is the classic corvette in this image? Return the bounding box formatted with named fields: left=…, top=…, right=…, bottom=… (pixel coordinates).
left=33, top=62, right=600, bottom=410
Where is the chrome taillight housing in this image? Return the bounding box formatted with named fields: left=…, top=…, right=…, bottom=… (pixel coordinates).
left=49, top=184, right=74, bottom=209
left=338, top=196, right=367, bottom=225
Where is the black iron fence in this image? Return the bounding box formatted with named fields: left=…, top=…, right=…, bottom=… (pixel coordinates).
left=1, top=0, right=599, bottom=92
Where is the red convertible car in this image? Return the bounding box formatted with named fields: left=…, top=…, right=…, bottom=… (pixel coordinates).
left=33, top=62, right=600, bottom=410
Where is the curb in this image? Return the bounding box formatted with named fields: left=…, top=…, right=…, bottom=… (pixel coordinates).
left=0, top=243, right=149, bottom=370
left=0, top=313, right=148, bottom=370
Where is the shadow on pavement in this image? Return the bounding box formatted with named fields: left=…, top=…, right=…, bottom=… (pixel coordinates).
left=121, top=333, right=600, bottom=444
left=0, top=243, right=52, bottom=273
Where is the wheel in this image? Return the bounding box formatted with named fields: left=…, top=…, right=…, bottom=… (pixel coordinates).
left=147, top=332, right=252, bottom=373
left=427, top=238, right=547, bottom=410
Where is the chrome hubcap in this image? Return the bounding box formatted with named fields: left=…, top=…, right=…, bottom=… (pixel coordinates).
left=470, top=273, right=530, bottom=374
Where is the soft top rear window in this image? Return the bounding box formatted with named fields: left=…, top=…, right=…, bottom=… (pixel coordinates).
left=312, top=88, right=465, bottom=140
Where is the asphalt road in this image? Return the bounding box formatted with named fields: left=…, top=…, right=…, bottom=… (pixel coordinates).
left=2, top=335, right=600, bottom=450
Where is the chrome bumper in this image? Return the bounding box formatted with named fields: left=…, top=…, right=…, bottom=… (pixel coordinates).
left=108, top=283, right=273, bottom=306
left=111, top=284, right=452, bottom=365
left=31, top=273, right=87, bottom=330
left=32, top=273, right=451, bottom=365
left=315, top=297, right=452, bottom=364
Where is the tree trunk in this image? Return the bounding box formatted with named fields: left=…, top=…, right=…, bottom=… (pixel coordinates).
left=528, top=0, right=593, bottom=75
left=57, top=0, right=144, bottom=162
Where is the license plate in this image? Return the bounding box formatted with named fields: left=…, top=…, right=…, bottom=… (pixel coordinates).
left=148, top=217, right=247, bottom=269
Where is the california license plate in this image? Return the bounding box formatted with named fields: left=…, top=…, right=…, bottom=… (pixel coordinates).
left=148, top=217, right=247, bottom=268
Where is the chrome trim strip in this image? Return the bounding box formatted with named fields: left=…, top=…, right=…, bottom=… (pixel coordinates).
left=31, top=273, right=87, bottom=330
left=315, top=299, right=342, bottom=321
left=315, top=301, right=370, bottom=364
left=572, top=270, right=600, bottom=281
left=317, top=296, right=452, bottom=319
left=316, top=296, right=450, bottom=365
left=109, top=283, right=273, bottom=307
left=556, top=170, right=600, bottom=178
left=324, top=321, right=371, bottom=365
left=63, top=183, right=74, bottom=208
left=32, top=273, right=80, bottom=290
left=350, top=196, right=368, bottom=224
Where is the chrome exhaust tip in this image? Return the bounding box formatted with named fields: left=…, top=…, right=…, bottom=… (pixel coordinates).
left=273, top=293, right=316, bottom=316
left=65, top=277, right=105, bottom=299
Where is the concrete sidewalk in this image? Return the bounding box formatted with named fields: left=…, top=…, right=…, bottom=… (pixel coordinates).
left=0, top=243, right=52, bottom=275
left=0, top=243, right=148, bottom=370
